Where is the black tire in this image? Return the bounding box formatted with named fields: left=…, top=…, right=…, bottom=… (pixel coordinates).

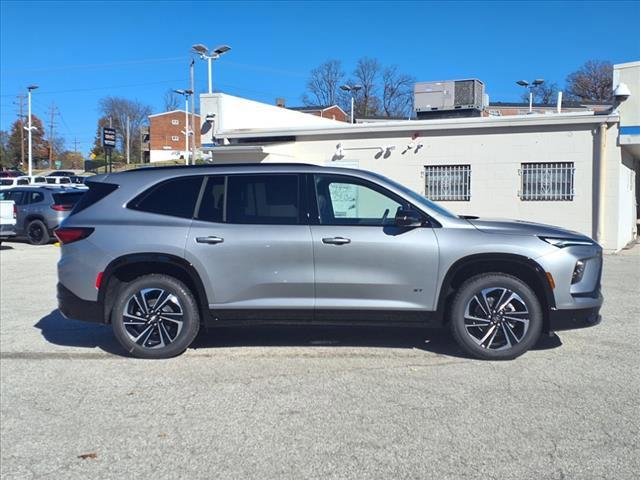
left=26, top=219, right=50, bottom=245
left=111, top=274, right=200, bottom=359
left=449, top=273, right=543, bottom=360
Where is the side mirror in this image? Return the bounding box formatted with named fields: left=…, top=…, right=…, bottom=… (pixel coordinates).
left=395, top=208, right=423, bottom=227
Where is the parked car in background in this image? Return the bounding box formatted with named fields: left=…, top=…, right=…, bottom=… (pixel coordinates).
left=0, top=186, right=86, bottom=244
left=0, top=170, right=26, bottom=178
left=47, top=170, right=75, bottom=177
left=23, top=175, right=48, bottom=185
left=0, top=198, right=16, bottom=243
left=1, top=176, right=31, bottom=190
left=56, top=164, right=603, bottom=360
left=45, top=176, right=73, bottom=186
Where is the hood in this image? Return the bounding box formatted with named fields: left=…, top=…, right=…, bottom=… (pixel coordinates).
left=464, top=217, right=589, bottom=239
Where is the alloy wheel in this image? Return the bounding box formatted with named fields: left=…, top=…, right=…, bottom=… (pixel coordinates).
left=463, top=287, right=530, bottom=351
left=122, top=288, right=184, bottom=349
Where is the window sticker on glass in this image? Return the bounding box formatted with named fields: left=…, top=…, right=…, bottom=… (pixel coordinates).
left=328, top=182, right=358, bottom=218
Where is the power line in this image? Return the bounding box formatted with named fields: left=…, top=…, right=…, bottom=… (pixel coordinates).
left=0, top=78, right=185, bottom=98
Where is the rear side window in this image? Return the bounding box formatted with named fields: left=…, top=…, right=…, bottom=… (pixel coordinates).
left=33, top=177, right=46, bottom=183
left=28, top=192, right=44, bottom=204
left=70, top=182, right=118, bottom=215
left=17, top=179, right=29, bottom=185
left=226, top=175, right=300, bottom=225
left=196, top=176, right=226, bottom=223
left=45, top=178, right=56, bottom=184
left=130, top=176, right=204, bottom=219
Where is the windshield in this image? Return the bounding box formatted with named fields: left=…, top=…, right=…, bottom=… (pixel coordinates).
left=368, top=172, right=458, bottom=219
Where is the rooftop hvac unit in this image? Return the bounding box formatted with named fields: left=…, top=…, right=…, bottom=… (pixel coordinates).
left=414, top=79, right=485, bottom=114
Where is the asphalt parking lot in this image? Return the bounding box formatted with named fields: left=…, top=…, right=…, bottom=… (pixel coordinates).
left=1, top=241, right=638, bottom=480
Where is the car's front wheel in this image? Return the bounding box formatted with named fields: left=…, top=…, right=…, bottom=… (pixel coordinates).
left=111, top=274, right=200, bottom=359
left=449, top=273, right=543, bottom=360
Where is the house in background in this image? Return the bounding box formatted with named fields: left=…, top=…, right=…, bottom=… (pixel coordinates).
left=148, top=110, right=201, bottom=162
left=273, top=98, right=348, bottom=123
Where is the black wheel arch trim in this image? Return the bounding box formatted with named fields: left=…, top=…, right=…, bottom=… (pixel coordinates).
left=98, top=253, right=209, bottom=322
left=436, top=253, right=556, bottom=317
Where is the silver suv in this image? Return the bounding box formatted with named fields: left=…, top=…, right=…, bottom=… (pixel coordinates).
left=56, top=164, right=603, bottom=360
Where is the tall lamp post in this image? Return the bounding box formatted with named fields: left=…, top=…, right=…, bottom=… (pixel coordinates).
left=173, top=89, right=193, bottom=165
left=191, top=43, right=231, bottom=94
left=340, top=84, right=362, bottom=124
left=25, top=85, right=39, bottom=176
left=516, top=79, right=545, bottom=113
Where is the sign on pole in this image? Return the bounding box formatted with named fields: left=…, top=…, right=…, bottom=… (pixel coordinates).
left=102, top=127, right=117, bottom=149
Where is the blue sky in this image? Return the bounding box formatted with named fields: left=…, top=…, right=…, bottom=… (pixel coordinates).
left=1, top=0, right=639, bottom=154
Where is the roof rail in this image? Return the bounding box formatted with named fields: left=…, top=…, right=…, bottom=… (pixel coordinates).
left=121, top=162, right=316, bottom=173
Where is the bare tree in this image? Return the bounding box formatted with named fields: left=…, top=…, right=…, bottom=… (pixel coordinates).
left=382, top=66, right=415, bottom=117
left=302, top=60, right=344, bottom=106
left=566, top=60, right=613, bottom=102
left=521, top=82, right=559, bottom=104
left=98, top=97, right=152, bottom=162
left=163, top=90, right=181, bottom=111
left=353, top=57, right=381, bottom=117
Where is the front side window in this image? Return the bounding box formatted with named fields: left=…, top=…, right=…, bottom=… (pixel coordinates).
left=130, top=176, right=204, bottom=218
left=315, top=175, right=404, bottom=226
left=424, top=165, right=471, bottom=201
left=520, top=162, right=574, bottom=201
left=196, top=176, right=226, bottom=223
left=17, top=179, right=29, bottom=185
left=226, top=174, right=300, bottom=225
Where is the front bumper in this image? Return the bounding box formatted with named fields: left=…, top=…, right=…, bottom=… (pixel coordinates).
left=548, top=303, right=602, bottom=332
left=57, top=283, right=105, bottom=323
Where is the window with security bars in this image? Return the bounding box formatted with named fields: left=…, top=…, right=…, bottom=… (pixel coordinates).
left=519, top=162, right=575, bottom=201
left=424, top=165, right=471, bottom=201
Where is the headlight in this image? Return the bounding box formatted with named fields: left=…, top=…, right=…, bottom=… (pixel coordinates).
left=572, top=260, right=586, bottom=284
left=539, top=236, right=595, bottom=248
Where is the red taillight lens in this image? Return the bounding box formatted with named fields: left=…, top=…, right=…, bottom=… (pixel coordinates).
left=51, top=204, right=73, bottom=211
left=95, top=272, right=104, bottom=290
left=13, top=204, right=17, bottom=219
left=54, top=227, right=94, bottom=244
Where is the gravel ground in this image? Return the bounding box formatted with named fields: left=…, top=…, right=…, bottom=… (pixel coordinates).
left=1, top=240, right=638, bottom=480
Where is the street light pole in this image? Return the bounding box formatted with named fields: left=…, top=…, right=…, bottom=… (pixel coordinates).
left=516, top=79, right=545, bottom=114
left=340, top=84, right=362, bottom=124
left=26, top=85, right=38, bottom=176
left=191, top=43, right=231, bottom=94
left=190, top=59, right=196, bottom=165
left=173, top=88, right=193, bottom=165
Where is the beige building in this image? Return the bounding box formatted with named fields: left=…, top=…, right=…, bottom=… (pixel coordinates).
left=199, top=62, right=640, bottom=252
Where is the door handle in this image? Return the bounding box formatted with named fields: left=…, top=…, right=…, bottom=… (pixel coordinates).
left=196, top=236, right=224, bottom=244
left=322, top=236, right=351, bottom=245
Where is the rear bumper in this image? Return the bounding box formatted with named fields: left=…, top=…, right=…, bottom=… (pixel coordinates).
left=57, top=283, right=105, bottom=323
left=548, top=305, right=602, bottom=331
left=0, top=223, right=16, bottom=238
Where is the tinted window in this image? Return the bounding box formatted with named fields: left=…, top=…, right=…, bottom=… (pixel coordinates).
left=196, top=176, right=225, bottom=223
left=59, top=177, right=71, bottom=184
left=226, top=175, right=300, bottom=225
left=0, top=179, right=12, bottom=186
left=315, top=175, right=404, bottom=226
left=17, top=179, right=29, bottom=185
left=131, top=176, right=203, bottom=219
left=70, top=182, right=118, bottom=216
left=5, top=190, right=27, bottom=205
left=28, top=192, right=44, bottom=204
left=53, top=192, right=84, bottom=206
left=45, top=178, right=56, bottom=184
left=33, top=177, right=46, bottom=183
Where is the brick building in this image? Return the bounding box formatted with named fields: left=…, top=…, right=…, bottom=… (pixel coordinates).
left=148, top=110, right=201, bottom=162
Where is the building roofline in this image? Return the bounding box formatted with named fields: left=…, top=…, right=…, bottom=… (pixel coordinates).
left=149, top=110, right=201, bottom=118
left=217, top=111, right=619, bottom=139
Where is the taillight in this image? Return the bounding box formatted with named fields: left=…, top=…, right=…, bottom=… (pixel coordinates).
left=54, top=227, right=94, bottom=244
left=51, top=204, right=73, bottom=211
left=13, top=204, right=16, bottom=219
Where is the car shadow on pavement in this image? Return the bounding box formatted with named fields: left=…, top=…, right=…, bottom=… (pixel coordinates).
left=36, top=310, right=563, bottom=359
left=35, top=310, right=125, bottom=356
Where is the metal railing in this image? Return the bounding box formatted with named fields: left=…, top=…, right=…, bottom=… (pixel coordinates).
left=519, top=162, right=575, bottom=201
left=424, top=165, right=471, bottom=201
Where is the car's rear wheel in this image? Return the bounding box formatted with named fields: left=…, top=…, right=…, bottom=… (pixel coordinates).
left=449, top=273, right=543, bottom=360
left=111, top=274, right=200, bottom=359
left=26, top=219, right=50, bottom=245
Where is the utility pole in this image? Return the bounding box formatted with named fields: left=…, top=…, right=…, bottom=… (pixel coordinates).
left=73, top=137, right=80, bottom=153
left=126, top=116, right=130, bottom=164
left=26, top=85, right=38, bottom=177
left=47, top=101, right=57, bottom=166
left=190, top=58, right=196, bottom=165
left=15, top=94, right=25, bottom=168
